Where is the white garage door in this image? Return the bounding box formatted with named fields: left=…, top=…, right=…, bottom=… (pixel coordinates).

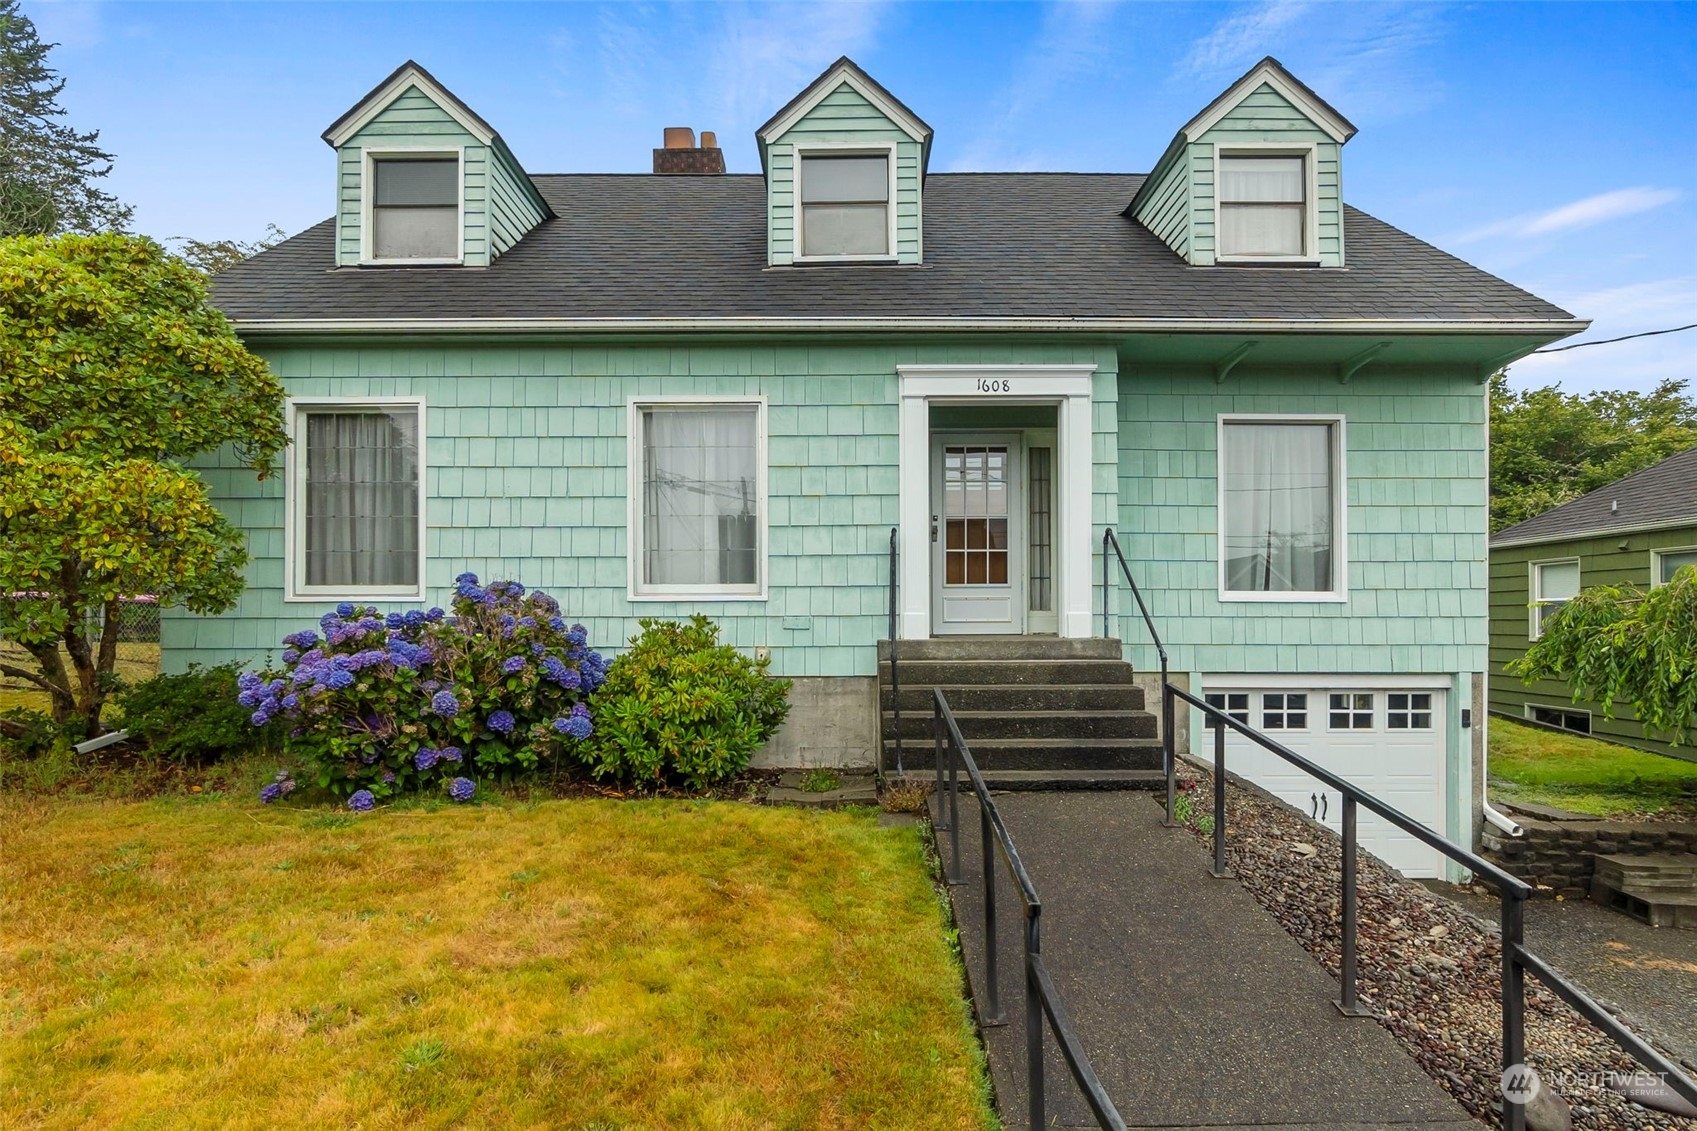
left=1199, top=683, right=1447, bottom=879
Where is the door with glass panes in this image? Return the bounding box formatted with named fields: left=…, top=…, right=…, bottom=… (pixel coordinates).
left=931, top=435, right=1024, bottom=634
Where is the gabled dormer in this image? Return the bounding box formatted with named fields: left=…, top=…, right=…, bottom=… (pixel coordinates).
left=1130, top=57, right=1356, bottom=267
left=322, top=61, right=553, bottom=268
left=756, top=57, right=933, bottom=267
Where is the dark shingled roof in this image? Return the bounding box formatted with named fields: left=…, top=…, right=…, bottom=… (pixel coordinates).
left=211, top=173, right=1577, bottom=325
left=1492, top=445, right=1697, bottom=547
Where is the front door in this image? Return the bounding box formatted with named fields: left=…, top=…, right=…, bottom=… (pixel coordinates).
left=931, top=435, right=1023, bottom=634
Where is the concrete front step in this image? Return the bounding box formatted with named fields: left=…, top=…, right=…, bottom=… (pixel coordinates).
left=878, top=637, right=1123, bottom=662
left=911, top=768, right=1166, bottom=792
left=888, top=736, right=1164, bottom=771
left=879, top=658, right=1139, bottom=686
left=885, top=708, right=1158, bottom=741
left=881, top=683, right=1147, bottom=713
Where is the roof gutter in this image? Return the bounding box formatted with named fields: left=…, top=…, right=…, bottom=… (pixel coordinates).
left=230, top=316, right=1591, bottom=337
left=1490, top=515, right=1697, bottom=550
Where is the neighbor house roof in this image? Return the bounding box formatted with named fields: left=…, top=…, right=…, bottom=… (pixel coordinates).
left=1492, top=445, right=1697, bottom=548
left=212, top=173, right=1581, bottom=331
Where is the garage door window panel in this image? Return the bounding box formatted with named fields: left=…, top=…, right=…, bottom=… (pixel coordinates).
left=1205, top=692, right=1250, bottom=725
left=1387, top=693, right=1433, bottom=730
left=1328, top=692, right=1374, bottom=730
left=1262, top=692, right=1308, bottom=730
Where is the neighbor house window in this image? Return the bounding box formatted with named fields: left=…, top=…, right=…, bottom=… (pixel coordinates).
left=1220, top=418, right=1342, bottom=598
left=1653, top=547, right=1697, bottom=586
left=632, top=401, right=765, bottom=598
left=1527, top=704, right=1590, bottom=735
left=1530, top=558, right=1580, bottom=638
left=369, top=155, right=460, bottom=261
left=1218, top=153, right=1307, bottom=258
left=289, top=400, right=423, bottom=599
left=799, top=153, right=890, bottom=258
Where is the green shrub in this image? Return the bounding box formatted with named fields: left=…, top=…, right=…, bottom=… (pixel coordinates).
left=581, top=615, right=791, bottom=790
left=0, top=706, right=60, bottom=759
left=115, top=663, right=272, bottom=764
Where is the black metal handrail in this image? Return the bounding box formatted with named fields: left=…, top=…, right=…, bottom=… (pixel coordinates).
left=1110, top=654, right=1697, bottom=1126
left=1102, top=529, right=1179, bottom=829
left=887, top=526, right=902, bottom=776
left=935, top=688, right=1126, bottom=1131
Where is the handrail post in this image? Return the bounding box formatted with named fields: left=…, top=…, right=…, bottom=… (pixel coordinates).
left=1210, top=716, right=1229, bottom=878
left=1101, top=528, right=1110, bottom=638
left=932, top=701, right=947, bottom=832
left=980, top=798, right=1004, bottom=1025
left=1336, top=796, right=1370, bottom=1017
left=948, top=728, right=962, bottom=884
left=888, top=528, right=902, bottom=776
left=1161, top=680, right=1177, bottom=828
left=1025, top=906, right=1045, bottom=1131
left=1502, top=891, right=1528, bottom=1131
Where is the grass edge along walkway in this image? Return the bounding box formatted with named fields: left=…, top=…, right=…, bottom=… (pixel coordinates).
left=1, top=796, right=997, bottom=1131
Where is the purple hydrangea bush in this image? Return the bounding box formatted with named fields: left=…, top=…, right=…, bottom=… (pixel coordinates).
left=239, top=576, right=604, bottom=803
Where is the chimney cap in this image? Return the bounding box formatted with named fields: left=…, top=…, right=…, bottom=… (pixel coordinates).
left=700, top=130, right=718, bottom=148
left=663, top=126, right=695, bottom=150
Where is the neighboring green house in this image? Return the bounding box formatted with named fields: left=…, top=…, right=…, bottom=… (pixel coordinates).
left=1489, top=445, right=1697, bottom=760
left=174, top=55, right=1584, bottom=878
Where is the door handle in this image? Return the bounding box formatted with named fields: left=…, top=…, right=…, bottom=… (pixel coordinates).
left=930, top=514, right=939, bottom=543
left=1309, top=793, right=1318, bottom=819
left=1320, top=794, right=1329, bottom=822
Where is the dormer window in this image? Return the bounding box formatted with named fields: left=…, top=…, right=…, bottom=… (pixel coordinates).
left=798, top=151, right=893, bottom=260
left=1217, top=151, right=1312, bottom=260
left=365, top=152, right=462, bottom=263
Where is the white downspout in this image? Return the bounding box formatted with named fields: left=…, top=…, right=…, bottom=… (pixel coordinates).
left=1480, top=714, right=1525, bottom=836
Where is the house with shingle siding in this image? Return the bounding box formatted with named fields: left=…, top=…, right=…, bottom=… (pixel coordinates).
left=175, top=55, right=1584, bottom=879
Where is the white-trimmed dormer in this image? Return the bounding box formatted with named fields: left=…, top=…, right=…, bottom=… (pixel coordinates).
left=757, top=57, right=933, bottom=267
left=1129, top=57, right=1357, bottom=268
left=322, top=61, right=552, bottom=268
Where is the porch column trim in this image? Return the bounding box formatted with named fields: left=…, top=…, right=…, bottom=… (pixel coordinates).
left=895, top=364, right=1099, bottom=640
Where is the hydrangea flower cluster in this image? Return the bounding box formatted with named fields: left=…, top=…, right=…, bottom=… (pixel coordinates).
left=242, top=577, right=602, bottom=803
left=448, top=777, right=476, bottom=802
left=259, top=769, right=297, bottom=804
left=347, top=789, right=376, bottom=812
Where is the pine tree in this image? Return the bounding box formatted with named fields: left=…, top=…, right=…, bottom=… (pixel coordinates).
left=0, top=0, right=132, bottom=236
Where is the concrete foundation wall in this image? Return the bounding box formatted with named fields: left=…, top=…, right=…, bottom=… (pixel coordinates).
left=752, top=676, right=878, bottom=769
left=1133, top=671, right=1190, bottom=758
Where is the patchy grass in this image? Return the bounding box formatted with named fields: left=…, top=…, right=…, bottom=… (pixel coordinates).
left=0, top=797, right=995, bottom=1130
left=1489, top=718, right=1697, bottom=818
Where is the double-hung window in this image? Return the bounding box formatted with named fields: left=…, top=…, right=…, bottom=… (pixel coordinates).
left=1530, top=559, right=1580, bottom=638
left=1218, top=152, right=1308, bottom=259
left=367, top=153, right=461, bottom=262
left=288, top=400, right=424, bottom=600
left=1219, top=417, right=1344, bottom=599
left=798, top=152, right=891, bottom=259
left=631, top=400, right=765, bottom=599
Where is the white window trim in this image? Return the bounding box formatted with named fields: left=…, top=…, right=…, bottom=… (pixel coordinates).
left=626, top=395, right=769, bottom=603
left=284, top=396, right=428, bottom=603
left=1216, top=413, right=1348, bottom=603
left=1651, top=545, right=1697, bottom=587
left=1212, top=142, right=1320, bottom=265
left=360, top=146, right=466, bottom=266
left=1529, top=556, right=1581, bottom=640
left=790, top=142, right=900, bottom=265
left=1525, top=702, right=1591, bottom=735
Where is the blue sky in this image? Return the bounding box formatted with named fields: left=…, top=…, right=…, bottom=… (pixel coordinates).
left=26, top=0, right=1697, bottom=394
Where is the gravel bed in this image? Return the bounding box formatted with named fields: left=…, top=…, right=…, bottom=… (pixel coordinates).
left=1168, top=769, right=1697, bottom=1130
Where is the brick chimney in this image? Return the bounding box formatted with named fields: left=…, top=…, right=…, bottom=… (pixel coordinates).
left=652, top=126, right=726, bottom=175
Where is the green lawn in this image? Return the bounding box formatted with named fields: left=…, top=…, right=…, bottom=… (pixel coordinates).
left=0, top=797, right=995, bottom=1130
left=1489, top=718, right=1697, bottom=818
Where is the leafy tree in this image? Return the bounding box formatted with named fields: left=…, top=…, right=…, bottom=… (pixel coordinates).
left=172, top=223, right=288, bottom=277
left=1510, top=568, right=1697, bottom=746
left=0, top=233, right=286, bottom=735
left=1490, top=373, right=1697, bottom=532
left=0, top=0, right=132, bottom=236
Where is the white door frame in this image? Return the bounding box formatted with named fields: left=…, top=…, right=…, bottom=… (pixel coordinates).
left=930, top=432, right=1025, bottom=635
left=896, top=364, right=1097, bottom=639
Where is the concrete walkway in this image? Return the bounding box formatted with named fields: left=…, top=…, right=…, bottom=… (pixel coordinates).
left=935, top=790, right=1480, bottom=1130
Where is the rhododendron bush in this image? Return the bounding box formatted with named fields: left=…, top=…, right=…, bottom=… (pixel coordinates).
left=241, top=575, right=604, bottom=799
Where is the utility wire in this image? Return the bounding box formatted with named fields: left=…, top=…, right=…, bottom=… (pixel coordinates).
left=1533, top=323, right=1697, bottom=353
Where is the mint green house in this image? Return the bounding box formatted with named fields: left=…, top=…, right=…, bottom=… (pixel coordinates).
left=181, top=56, right=1582, bottom=877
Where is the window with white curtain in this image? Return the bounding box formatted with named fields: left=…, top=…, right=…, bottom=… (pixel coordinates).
left=1220, top=418, right=1341, bottom=598
left=1531, top=559, right=1580, bottom=638
left=632, top=402, right=764, bottom=597
left=369, top=155, right=460, bottom=261
left=799, top=153, right=890, bottom=258
left=290, top=401, right=423, bottom=598
left=1218, top=153, right=1307, bottom=258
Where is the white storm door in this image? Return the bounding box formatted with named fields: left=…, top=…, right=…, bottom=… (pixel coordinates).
left=932, top=436, right=1023, bottom=634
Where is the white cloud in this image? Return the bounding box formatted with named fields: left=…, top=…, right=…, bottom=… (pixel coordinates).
left=1182, top=0, right=1311, bottom=76
left=702, top=1, right=889, bottom=130
left=1507, top=275, right=1697, bottom=394
left=1455, top=187, right=1682, bottom=244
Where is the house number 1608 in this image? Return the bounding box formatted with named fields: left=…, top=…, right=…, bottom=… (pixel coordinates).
left=975, top=378, right=1012, bottom=393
